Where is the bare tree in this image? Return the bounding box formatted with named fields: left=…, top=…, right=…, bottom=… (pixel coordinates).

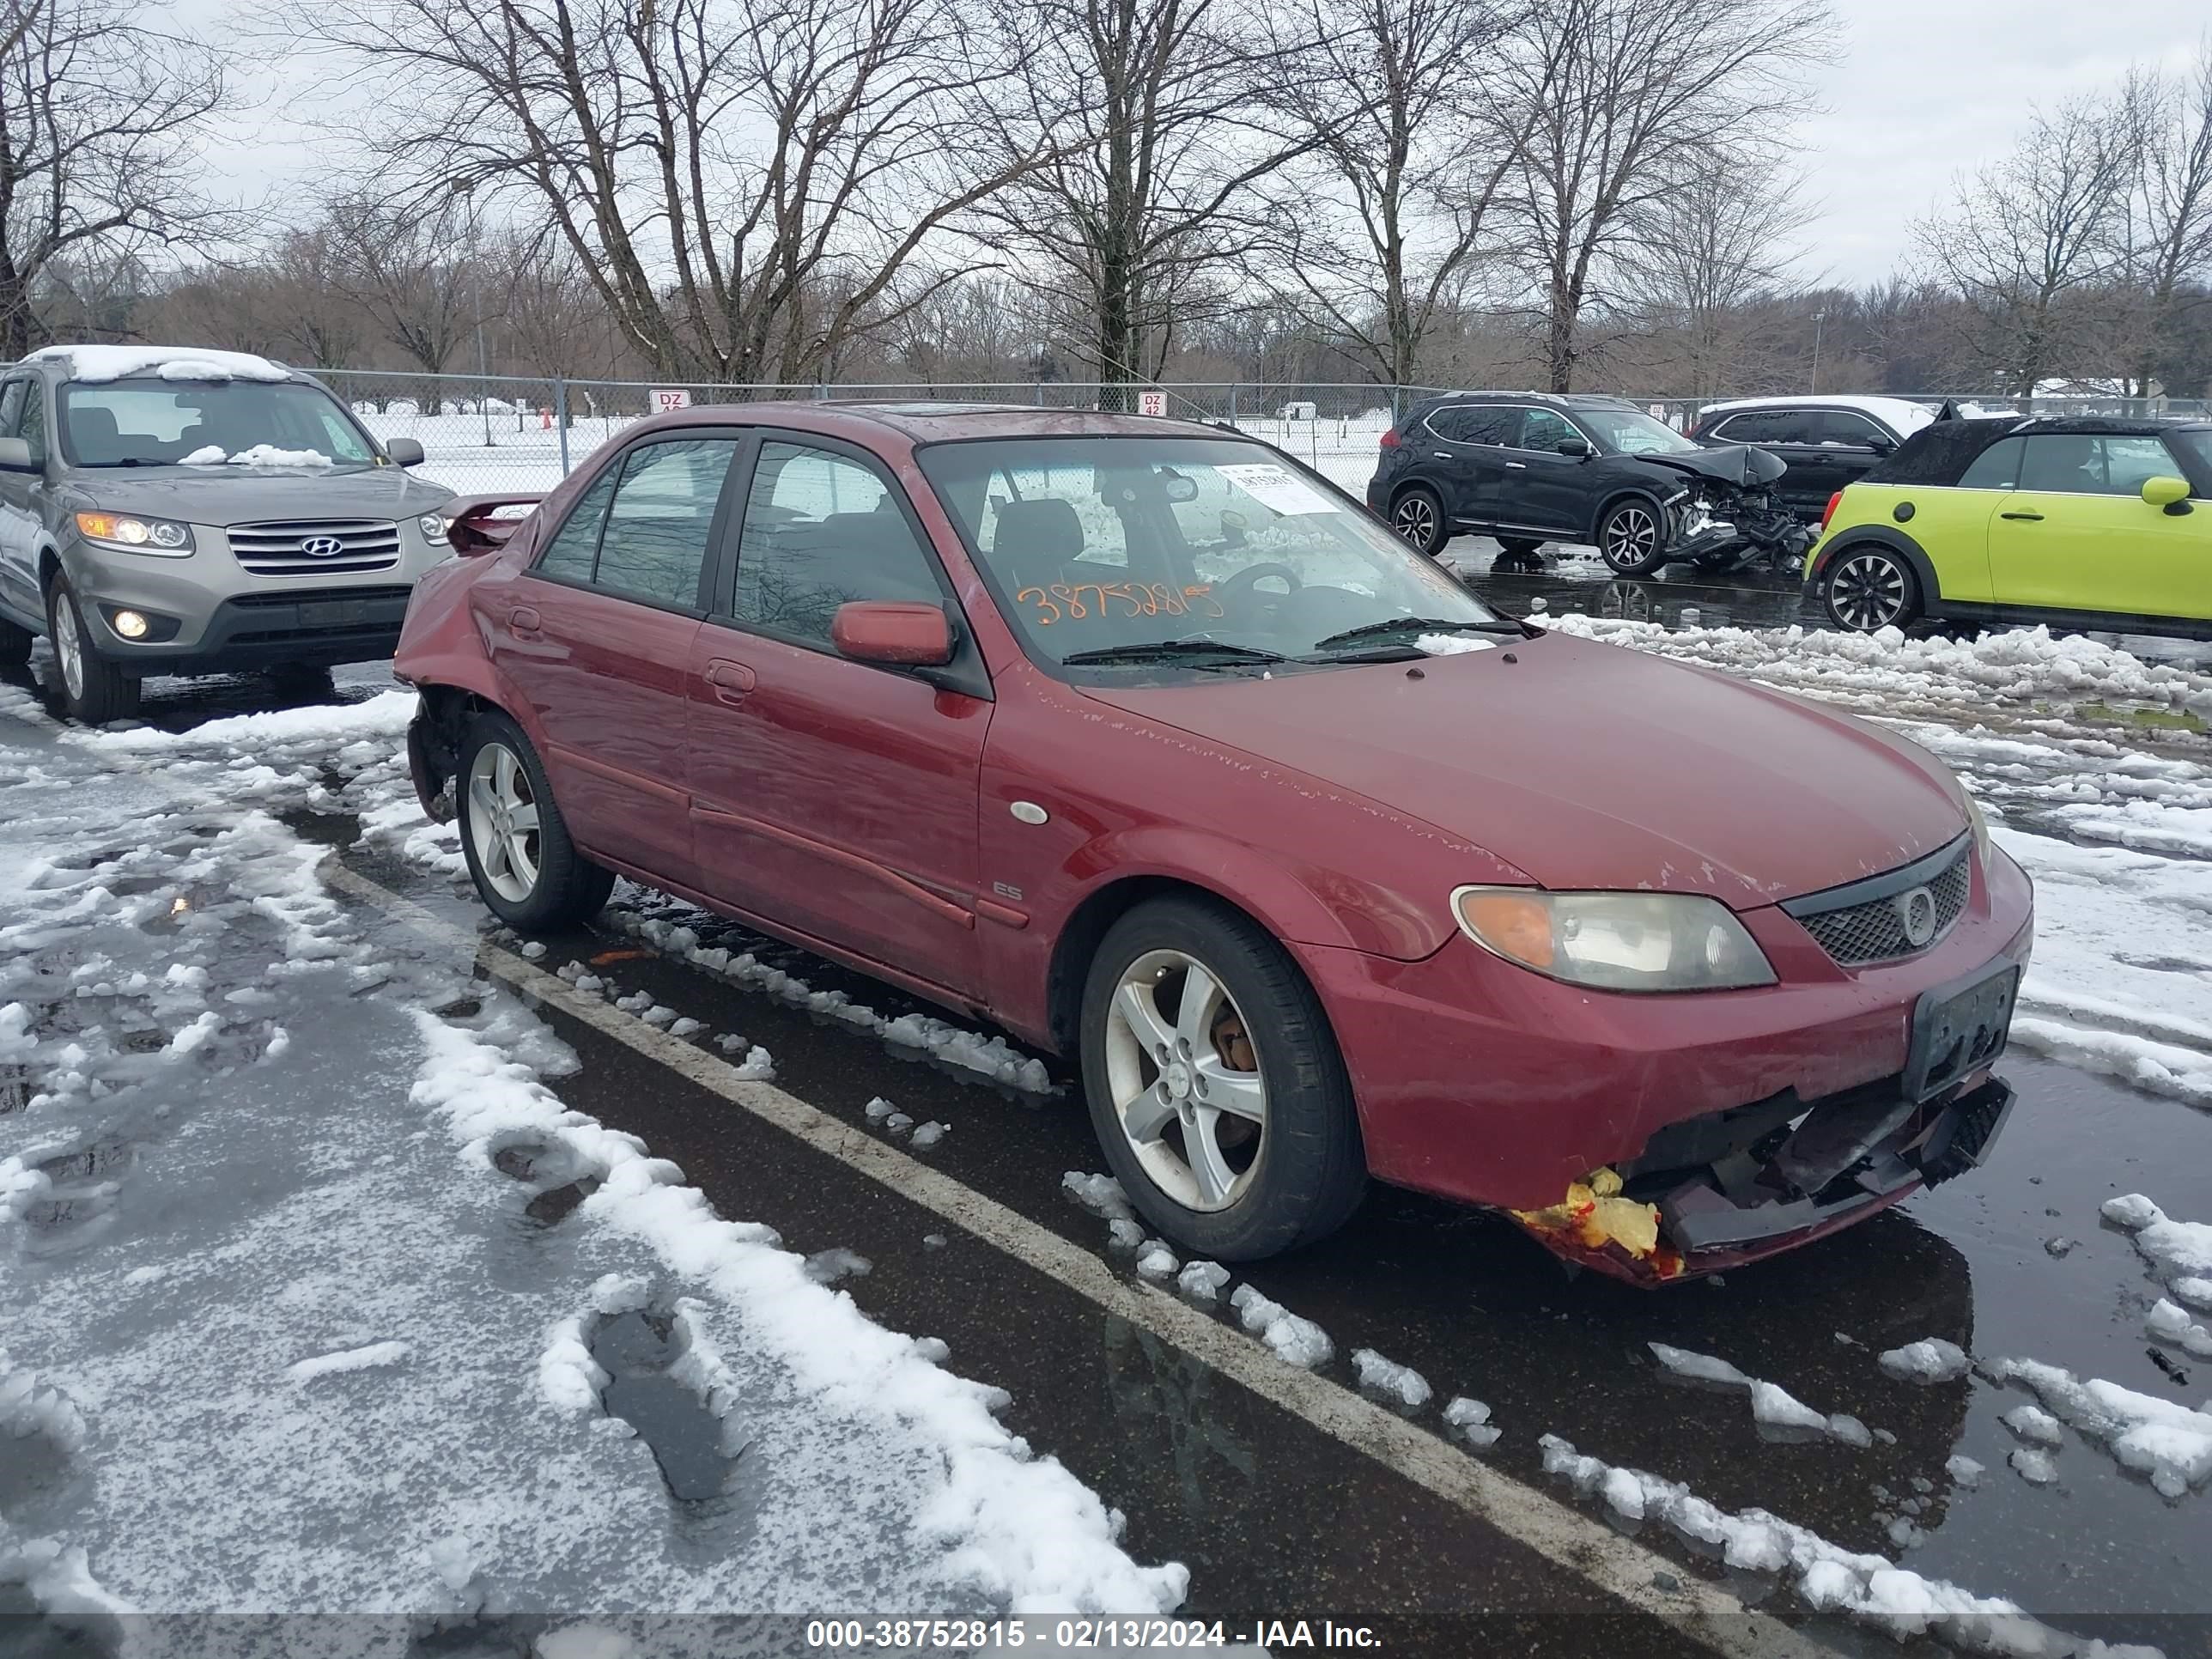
left=1499, top=0, right=1829, bottom=392
left=982, top=0, right=1331, bottom=394
left=1623, top=147, right=1812, bottom=397
left=0, top=0, right=228, bottom=355
left=2112, top=41, right=2212, bottom=396
left=1916, top=92, right=2140, bottom=397
left=324, top=193, right=484, bottom=383
left=306, top=0, right=1037, bottom=384
left=1267, top=0, right=1540, bottom=386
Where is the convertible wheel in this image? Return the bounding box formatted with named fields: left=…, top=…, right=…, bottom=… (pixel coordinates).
left=1596, top=499, right=1666, bottom=575
left=1823, top=547, right=1919, bottom=633
left=1390, top=487, right=1445, bottom=556
left=44, top=576, right=139, bottom=724
left=1081, top=896, right=1365, bottom=1261
left=457, top=710, right=615, bottom=932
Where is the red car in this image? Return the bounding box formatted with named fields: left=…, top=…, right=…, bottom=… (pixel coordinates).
left=395, top=404, right=2033, bottom=1283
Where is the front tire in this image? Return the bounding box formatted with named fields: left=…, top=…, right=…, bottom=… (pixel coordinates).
left=44, top=576, right=140, bottom=724
left=457, top=710, right=615, bottom=932
left=1596, top=498, right=1667, bottom=575
left=1390, top=486, right=1446, bottom=556
left=1079, top=896, right=1365, bottom=1261
left=1822, top=546, right=1920, bottom=633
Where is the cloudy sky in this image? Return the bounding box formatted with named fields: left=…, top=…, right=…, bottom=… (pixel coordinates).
left=198, top=0, right=2205, bottom=291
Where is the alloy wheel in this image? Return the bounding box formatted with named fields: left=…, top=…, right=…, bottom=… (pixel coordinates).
left=1103, top=948, right=1268, bottom=1212
left=1393, top=494, right=1437, bottom=550
left=1602, top=506, right=1657, bottom=568
left=466, top=742, right=543, bottom=903
left=1831, top=553, right=1908, bottom=630
left=53, top=596, right=84, bottom=701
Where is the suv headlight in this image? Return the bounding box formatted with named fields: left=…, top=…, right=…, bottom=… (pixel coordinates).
left=76, top=511, right=194, bottom=556
left=1452, top=886, right=1776, bottom=992
left=417, top=513, right=449, bottom=545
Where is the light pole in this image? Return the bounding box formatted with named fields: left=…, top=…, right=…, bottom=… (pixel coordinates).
left=1810, top=308, right=1826, bottom=393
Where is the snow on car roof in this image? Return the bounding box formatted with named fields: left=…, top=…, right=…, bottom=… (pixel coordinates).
left=1698, top=394, right=1936, bottom=432
left=23, top=343, right=294, bottom=384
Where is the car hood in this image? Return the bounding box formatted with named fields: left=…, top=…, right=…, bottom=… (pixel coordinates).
left=60, top=464, right=454, bottom=526
left=1638, top=444, right=1788, bottom=488
left=1079, top=630, right=1969, bottom=910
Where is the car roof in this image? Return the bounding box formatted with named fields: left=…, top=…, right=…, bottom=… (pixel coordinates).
left=1698, top=394, right=1935, bottom=429
left=622, top=400, right=1236, bottom=446
left=1419, top=391, right=1635, bottom=410
left=18, top=344, right=302, bottom=385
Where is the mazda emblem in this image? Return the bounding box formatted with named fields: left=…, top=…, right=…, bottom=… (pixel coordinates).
left=299, top=536, right=346, bottom=558
left=1896, top=885, right=1937, bottom=948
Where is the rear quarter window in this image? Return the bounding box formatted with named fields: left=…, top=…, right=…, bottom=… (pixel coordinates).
left=1865, top=420, right=2027, bottom=488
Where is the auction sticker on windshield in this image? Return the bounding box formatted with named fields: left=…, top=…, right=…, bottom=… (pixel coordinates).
left=1217, top=463, right=1334, bottom=517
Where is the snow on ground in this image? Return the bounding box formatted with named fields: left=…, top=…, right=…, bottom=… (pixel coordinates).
left=1536, top=1435, right=2154, bottom=1658
left=0, top=715, right=1183, bottom=1620
left=1649, top=1343, right=1875, bottom=1448
left=1878, top=1339, right=1972, bottom=1386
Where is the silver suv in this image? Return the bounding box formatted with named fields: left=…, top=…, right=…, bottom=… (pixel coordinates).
left=0, top=345, right=457, bottom=721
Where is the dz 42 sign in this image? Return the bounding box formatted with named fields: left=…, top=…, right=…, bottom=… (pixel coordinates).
left=650, top=388, right=693, bottom=412
left=1136, top=390, right=1167, bottom=417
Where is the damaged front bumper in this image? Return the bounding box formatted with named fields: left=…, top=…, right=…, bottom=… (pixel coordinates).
left=1511, top=1072, right=2015, bottom=1285
left=1666, top=486, right=1814, bottom=567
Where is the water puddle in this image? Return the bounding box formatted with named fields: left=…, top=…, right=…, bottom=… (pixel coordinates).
left=278, top=806, right=364, bottom=849
left=489, top=1139, right=601, bottom=1231
left=586, top=1308, right=743, bottom=1506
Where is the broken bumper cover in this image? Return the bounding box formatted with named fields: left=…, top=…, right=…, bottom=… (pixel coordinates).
left=1512, top=1073, right=2015, bottom=1285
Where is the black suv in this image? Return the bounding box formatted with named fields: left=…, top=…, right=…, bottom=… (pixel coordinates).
left=1689, top=397, right=1931, bottom=520
left=1367, top=392, right=1792, bottom=574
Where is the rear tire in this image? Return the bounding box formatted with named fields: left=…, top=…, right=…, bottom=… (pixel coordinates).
left=44, top=575, right=140, bottom=725
left=1390, top=486, right=1446, bottom=556
left=0, top=616, right=30, bottom=668
left=1079, top=896, right=1366, bottom=1261
left=1596, top=498, right=1667, bottom=575
left=456, top=710, right=615, bottom=933
left=1822, top=545, right=1920, bottom=633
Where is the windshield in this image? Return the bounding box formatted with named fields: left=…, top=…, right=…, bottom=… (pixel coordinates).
left=59, top=380, right=378, bottom=469
left=1579, top=406, right=1699, bottom=455
left=916, top=436, right=1502, bottom=674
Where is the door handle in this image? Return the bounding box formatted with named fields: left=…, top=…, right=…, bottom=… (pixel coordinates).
left=1431, top=452, right=1452, bottom=459
left=507, top=605, right=542, bottom=637
left=1504, top=461, right=1528, bottom=470
left=703, top=658, right=756, bottom=705
left=1999, top=510, right=2044, bottom=521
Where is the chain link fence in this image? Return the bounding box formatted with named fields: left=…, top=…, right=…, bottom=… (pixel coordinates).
left=316, top=369, right=2211, bottom=499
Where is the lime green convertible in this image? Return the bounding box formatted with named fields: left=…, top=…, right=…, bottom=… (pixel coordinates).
left=1807, top=416, right=2212, bottom=639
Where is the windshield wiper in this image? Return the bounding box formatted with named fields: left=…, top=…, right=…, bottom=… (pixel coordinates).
left=1307, top=616, right=1523, bottom=653
left=1059, top=639, right=1288, bottom=669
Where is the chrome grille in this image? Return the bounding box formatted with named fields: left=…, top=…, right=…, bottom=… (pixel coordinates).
left=228, top=519, right=400, bottom=576
left=1796, top=848, right=1972, bottom=967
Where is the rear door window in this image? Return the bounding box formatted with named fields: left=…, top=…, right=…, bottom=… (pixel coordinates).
left=1425, top=405, right=1516, bottom=445
left=535, top=436, right=738, bottom=608
left=1817, top=411, right=1889, bottom=449
left=2013, top=434, right=2172, bottom=497
left=1955, top=436, right=2025, bottom=491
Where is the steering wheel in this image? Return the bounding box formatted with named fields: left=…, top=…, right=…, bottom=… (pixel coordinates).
left=1213, top=562, right=1304, bottom=605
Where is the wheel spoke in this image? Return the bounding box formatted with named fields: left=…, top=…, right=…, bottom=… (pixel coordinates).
left=480, top=830, right=510, bottom=880
left=507, top=801, right=539, bottom=834
left=1185, top=1108, right=1237, bottom=1204
left=1194, top=1054, right=1266, bottom=1121
left=494, top=745, right=519, bottom=802
left=506, top=832, right=539, bottom=890
left=1113, top=979, right=1176, bottom=1060
left=1120, top=1084, right=1176, bottom=1145
left=1174, top=963, right=1224, bottom=1056
left=469, top=775, right=499, bottom=820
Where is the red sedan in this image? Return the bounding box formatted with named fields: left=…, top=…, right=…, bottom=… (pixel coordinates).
left=395, top=404, right=2033, bottom=1283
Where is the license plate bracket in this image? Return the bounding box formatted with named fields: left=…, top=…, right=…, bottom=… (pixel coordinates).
left=1904, top=962, right=2019, bottom=1103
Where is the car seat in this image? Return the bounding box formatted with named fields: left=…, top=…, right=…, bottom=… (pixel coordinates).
left=67, top=406, right=128, bottom=465
left=991, top=497, right=1085, bottom=593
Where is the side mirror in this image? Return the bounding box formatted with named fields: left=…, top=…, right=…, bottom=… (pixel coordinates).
left=2142, top=474, right=2191, bottom=512
left=386, top=437, right=425, bottom=467
left=0, top=436, right=35, bottom=471
left=1866, top=435, right=1895, bottom=455
left=832, top=600, right=954, bottom=667
left=1554, top=437, right=1592, bottom=459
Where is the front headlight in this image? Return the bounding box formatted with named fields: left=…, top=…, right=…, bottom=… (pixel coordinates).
left=1964, top=793, right=1991, bottom=868
left=417, top=513, right=449, bottom=545
left=1451, top=886, right=1776, bottom=992
left=75, top=511, right=194, bottom=556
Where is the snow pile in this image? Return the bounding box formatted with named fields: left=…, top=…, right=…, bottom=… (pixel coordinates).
left=2103, top=1194, right=2212, bottom=1283
left=1415, top=634, right=1496, bottom=657
left=1992, top=1355, right=2212, bottom=1498
left=617, top=915, right=1054, bottom=1094
left=287, top=1341, right=410, bottom=1383
left=2002, top=1405, right=2063, bottom=1447
left=0, top=1349, right=88, bottom=1454
left=1227, top=1284, right=1333, bottom=1370
left=1176, top=1261, right=1230, bottom=1303
left=1062, top=1170, right=1135, bottom=1222
left=2010, top=1449, right=2059, bottom=1486
left=1135, top=1240, right=1179, bottom=1279
left=1442, top=1397, right=1500, bottom=1449
left=1877, top=1339, right=1972, bottom=1385
left=27, top=343, right=290, bottom=383
left=1649, top=1342, right=1873, bottom=1446
left=2148, top=1300, right=2212, bottom=1358
left=909, top=1121, right=947, bottom=1150
left=1536, top=1436, right=2132, bottom=1655
left=803, top=1248, right=872, bottom=1285
left=222, top=445, right=335, bottom=469
left=1351, top=1348, right=1432, bottom=1409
